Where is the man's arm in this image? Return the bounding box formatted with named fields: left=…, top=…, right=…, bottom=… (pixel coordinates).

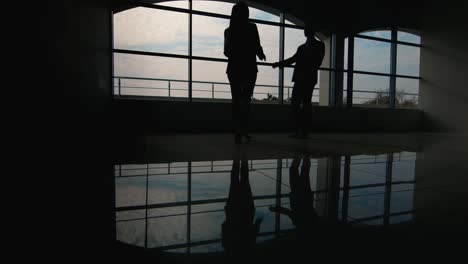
left=269, top=206, right=293, bottom=218
left=313, top=42, right=325, bottom=69
left=272, top=54, right=297, bottom=68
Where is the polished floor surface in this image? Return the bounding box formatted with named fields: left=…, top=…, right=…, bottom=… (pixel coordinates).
left=113, top=133, right=468, bottom=261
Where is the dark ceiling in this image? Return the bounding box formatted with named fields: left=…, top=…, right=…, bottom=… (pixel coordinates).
left=112, top=0, right=432, bottom=35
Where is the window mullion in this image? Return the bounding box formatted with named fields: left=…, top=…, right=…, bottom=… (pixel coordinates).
left=390, top=28, right=397, bottom=108
left=189, top=0, right=193, bottom=102
left=279, top=13, right=285, bottom=104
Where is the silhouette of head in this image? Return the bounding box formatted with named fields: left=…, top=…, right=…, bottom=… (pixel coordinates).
left=304, top=22, right=317, bottom=39
left=230, top=1, right=249, bottom=27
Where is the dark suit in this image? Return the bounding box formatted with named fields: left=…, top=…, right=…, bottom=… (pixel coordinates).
left=290, top=39, right=325, bottom=136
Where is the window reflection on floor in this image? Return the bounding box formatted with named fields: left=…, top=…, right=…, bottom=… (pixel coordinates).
left=115, top=152, right=416, bottom=251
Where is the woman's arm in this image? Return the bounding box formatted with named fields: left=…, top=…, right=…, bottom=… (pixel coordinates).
left=253, top=24, right=266, bottom=61
left=224, top=28, right=230, bottom=58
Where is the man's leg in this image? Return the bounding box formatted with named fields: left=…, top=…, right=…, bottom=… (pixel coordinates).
left=300, top=86, right=314, bottom=137
left=291, top=85, right=301, bottom=137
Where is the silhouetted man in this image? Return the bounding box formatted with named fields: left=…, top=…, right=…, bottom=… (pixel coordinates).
left=269, top=156, right=318, bottom=239
left=273, top=23, right=325, bottom=138
left=224, top=1, right=266, bottom=144
left=222, top=159, right=262, bottom=257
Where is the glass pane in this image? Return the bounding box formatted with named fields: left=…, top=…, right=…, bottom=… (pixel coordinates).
left=253, top=65, right=279, bottom=103
left=192, top=172, right=231, bottom=201
left=148, top=206, right=187, bottom=217
left=397, top=44, right=420, bottom=76
left=113, top=7, right=188, bottom=55
left=396, top=78, right=419, bottom=108
left=193, top=14, right=228, bottom=59
left=257, top=23, right=280, bottom=63
left=212, top=160, right=233, bottom=171
left=393, top=152, right=417, bottom=162
left=390, top=189, right=414, bottom=213
left=113, top=53, right=188, bottom=98
left=192, top=0, right=234, bottom=15
left=354, top=38, right=391, bottom=74
left=148, top=174, right=187, bottom=204
left=191, top=210, right=225, bottom=242
left=147, top=215, right=187, bottom=248
left=349, top=155, right=387, bottom=186
left=390, top=213, right=413, bottom=224
left=168, top=162, right=187, bottom=173
left=193, top=1, right=279, bottom=23
left=392, top=154, right=416, bottom=181
left=348, top=187, right=385, bottom=220
left=250, top=7, right=279, bottom=22
left=284, top=67, right=294, bottom=103
left=249, top=169, right=277, bottom=196
left=353, top=74, right=390, bottom=107
left=252, top=159, right=277, bottom=169
left=359, top=30, right=391, bottom=40
left=155, top=0, right=188, bottom=9
left=343, top=71, right=348, bottom=105
left=255, top=199, right=276, bottom=233
left=344, top=38, right=348, bottom=70
left=285, top=27, right=306, bottom=59
left=117, top=164, right=147, bottom=176
left=194, top=17, right=278, bottom=62
left=191, top=161, right=214, bottom=173
left=191, top=202, right=224, bottom=213
left=285, top=16, right=303, bottom=26
left=116, top=210, right=145, bottom=221
left=398, top=31, right=421, bottom=44
left=192, top=60, right=230, bottom=100
left=115, top=176, right=147, bottom=207
left=116, top=219, right=145, bottom=247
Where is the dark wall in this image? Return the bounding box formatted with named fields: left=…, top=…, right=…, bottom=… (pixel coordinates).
left=44, top=0, right=114, bottom=256
left=114, top=99, right=424, bottom=134
left=419, top=2, right=468, bottom=133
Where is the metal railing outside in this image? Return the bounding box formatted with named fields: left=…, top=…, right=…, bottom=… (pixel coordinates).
left=113, top=76, right=320, bottom=103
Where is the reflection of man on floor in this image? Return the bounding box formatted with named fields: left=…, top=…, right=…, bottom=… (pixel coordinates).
left=222, top=159, right=262, bottom=255
left=270, top=156, right=318, bottom=237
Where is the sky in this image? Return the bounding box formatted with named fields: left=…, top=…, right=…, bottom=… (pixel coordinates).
left=113, top=0, right=421, bottom=104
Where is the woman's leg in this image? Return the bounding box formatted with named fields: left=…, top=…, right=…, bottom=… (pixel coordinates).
left=228, top=74, right=242, bottom=142
left=241, top=74, right=257, bottom=137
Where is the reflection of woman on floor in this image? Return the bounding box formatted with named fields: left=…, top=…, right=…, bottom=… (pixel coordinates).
left=222, top=159, right=262, bottom=255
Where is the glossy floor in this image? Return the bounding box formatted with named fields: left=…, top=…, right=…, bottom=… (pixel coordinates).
left=113, top=133, right=468, bottom=259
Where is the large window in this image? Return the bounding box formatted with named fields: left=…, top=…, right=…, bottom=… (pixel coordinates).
left=113, top=2, right=420, bottom=109
left=113, top=0, right=329, bottom=104
left=344, top=29, right=421, bottom=108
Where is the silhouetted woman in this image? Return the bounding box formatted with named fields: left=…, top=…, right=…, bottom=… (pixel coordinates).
left=224, top=1, right=266, bottom=144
